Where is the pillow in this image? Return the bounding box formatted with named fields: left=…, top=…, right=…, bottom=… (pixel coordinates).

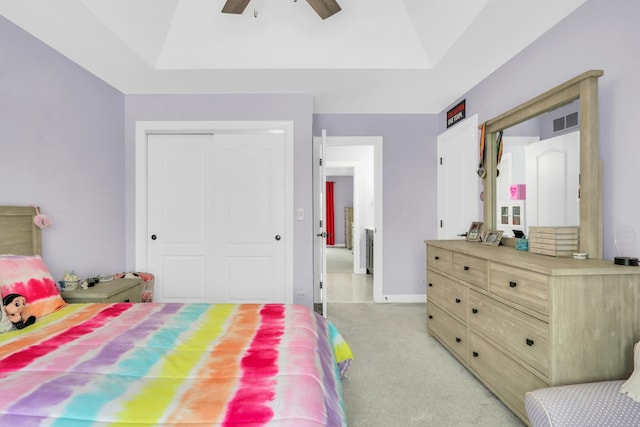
left=620, top=341, right=640, bottom=402
left=0, top=300, right=14, bottom=333
left=0, top=255, right=66, bottom=320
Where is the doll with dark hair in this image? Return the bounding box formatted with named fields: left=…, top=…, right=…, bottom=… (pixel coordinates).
left=3, top=293, right=36, bottom=329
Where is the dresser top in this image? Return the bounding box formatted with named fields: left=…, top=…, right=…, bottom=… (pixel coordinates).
left=425, top=239, right=640, bottom=276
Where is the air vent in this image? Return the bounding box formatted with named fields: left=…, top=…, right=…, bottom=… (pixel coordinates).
left=566, top=112, right=578, bottom=128
left=553, top=117, right=565, bottom=132
left=553, top=112, right=579, bottom=132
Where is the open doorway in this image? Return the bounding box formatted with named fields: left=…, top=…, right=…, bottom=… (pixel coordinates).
left=325, top=174, right=373, bottom=302
left=313, top=135, right=383, bottom=314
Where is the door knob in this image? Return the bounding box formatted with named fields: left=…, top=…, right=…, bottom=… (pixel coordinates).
left=275, top=235, right=281, bottom=241
left=151, top=234, right=157, bottom=240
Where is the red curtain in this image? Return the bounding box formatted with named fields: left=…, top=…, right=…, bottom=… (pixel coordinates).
left=325, top=181, right=335, bottom=245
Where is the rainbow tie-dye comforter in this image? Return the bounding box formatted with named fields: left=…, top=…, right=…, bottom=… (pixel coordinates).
left=0, top=303, right=352, bottom=426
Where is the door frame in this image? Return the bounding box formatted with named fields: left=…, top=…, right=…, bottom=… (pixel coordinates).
left=134, top=120, right=295, bottom=302
left=313, top=135, right=383, bottom=304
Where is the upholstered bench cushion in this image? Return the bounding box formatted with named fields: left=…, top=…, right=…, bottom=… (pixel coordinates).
left=525, top=380, right=640, bottom=427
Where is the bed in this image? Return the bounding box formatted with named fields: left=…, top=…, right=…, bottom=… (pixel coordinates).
left=0, top=206, right=352, bottom=426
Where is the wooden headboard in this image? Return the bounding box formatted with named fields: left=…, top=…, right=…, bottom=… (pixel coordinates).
left=0, top=206, right=42, bottom=256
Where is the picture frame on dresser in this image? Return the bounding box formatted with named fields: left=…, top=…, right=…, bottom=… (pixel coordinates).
left=483, top=230, right=503, bottom=246
left=466, top=222, right=484, bottom=242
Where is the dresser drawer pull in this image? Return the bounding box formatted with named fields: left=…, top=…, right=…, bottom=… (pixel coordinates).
left=455, top=298, right=461, bottom=304
left=455, top=337, right=462, bottom=343
left=434, top=256, right=440, bottom=260
left=463, top=266, right=470, bottom=271
left=526, top=338, right=535, bottom=347
left=428, top=315, right=433, bottom=319
left=428, top=283, right=433, bottom=287
left=471, top=308, right=478, bottom=314
left=509, top=281, right=518, bottom=288
left=472, top=351, right=479, bottom=358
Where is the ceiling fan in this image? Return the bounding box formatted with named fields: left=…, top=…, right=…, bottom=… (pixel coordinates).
left=222, top=0, right=342, bottom=20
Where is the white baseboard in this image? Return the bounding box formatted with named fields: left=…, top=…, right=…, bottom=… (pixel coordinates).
left=374, top=294, right=426, bottom=303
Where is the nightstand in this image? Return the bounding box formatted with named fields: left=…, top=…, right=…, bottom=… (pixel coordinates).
left=61, top=278, right=143, bottom=303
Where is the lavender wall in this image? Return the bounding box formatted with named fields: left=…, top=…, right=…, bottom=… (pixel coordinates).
left=440, top=0, right=640, bottom=259
left=124, top=94, right=314, bottom=305
left=314, top=115, right=439, bottom=297
left=0, top=17, right=125, bottom=281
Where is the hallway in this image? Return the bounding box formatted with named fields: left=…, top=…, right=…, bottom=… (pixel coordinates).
left=326, top=246, right=373, bottom=302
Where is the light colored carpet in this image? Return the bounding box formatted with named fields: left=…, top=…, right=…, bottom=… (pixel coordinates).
left=328, top=303, right=525, bottom=427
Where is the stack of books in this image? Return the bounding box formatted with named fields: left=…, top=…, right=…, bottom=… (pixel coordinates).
left=528, top=226, right=579, bottom=257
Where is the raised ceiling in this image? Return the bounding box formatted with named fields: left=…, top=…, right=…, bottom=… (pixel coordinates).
left=0, top=0, right=587, bottom=113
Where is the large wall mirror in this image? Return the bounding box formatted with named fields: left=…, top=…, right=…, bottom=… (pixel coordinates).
left=482, top=70, right=604, bottom=258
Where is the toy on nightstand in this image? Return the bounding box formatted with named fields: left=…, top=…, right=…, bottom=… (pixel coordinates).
left=81, top=277, right=100, bottom=289
left=60, top=271, right=80, bottom=291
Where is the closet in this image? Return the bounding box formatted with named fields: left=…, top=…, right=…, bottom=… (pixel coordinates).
left=136, top=121, right=294, bottom=304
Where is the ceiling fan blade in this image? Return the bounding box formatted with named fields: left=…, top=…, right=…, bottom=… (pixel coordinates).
left=306, top=0, right=341, bottom=20
left=222, top=0, right=251, bottom=14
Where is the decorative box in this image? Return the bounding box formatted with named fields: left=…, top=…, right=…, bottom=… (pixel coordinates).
left=528, top=226, right=579, bottom=257
left=509, top=184, right=526, bottom=200
left=515, top=238, right=529, bottom=251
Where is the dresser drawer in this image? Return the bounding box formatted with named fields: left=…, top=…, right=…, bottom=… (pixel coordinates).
left=469, top=332, right=547, bottom=420
left=108, top=285, right=142, bottom=303
left=452, top=252, right=488, bottom=290
left=490, top=263, right=549, bottom=315
left=428, top=301, right=468, bottom=363
left=426, top=245, right=453, bottom=274
left=469, top=290, right=549, bottom=376
left=427, top=270, right=467, bottom=322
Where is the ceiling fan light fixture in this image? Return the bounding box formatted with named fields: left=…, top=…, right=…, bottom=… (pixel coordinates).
left=221, top=0, right=341, bottom=19
left=306, top=0, right=341, bottom=20
left=221, top=0, right=251, bottom=14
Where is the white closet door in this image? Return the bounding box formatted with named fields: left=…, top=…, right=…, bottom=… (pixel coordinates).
left=147, top=133, right=215, bottom=303
left=526, top=131, right=580, bottom=228
left=211, top=132, right=287, bottom=303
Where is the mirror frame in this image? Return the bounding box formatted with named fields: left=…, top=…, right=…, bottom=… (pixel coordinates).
left=482, top=70, right=604, bottom=258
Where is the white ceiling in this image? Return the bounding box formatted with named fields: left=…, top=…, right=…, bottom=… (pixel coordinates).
left=0, top=0, right=587, bottom=113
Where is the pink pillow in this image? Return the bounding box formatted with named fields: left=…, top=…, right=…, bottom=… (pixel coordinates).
left=0, top=300, right=14, bottom=333
left=0, top=255, right=66, bottom=319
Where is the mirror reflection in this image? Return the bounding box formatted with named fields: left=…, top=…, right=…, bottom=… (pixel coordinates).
left=495, top=100, right=580, bottom=237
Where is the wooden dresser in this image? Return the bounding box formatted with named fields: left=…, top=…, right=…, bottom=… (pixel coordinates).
left=425, top=240, right=640, bottom=424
